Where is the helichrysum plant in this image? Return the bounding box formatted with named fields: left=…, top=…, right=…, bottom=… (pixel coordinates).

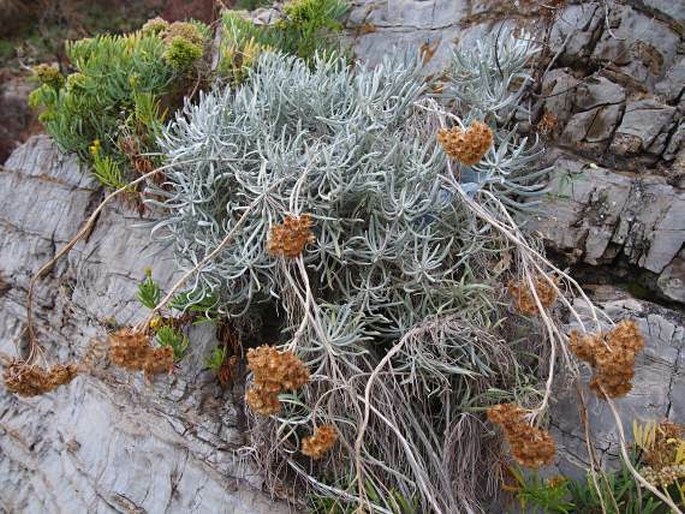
left=147, top=25, right=574, bottom=512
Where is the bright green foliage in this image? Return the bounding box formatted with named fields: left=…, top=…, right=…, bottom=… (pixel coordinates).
left=509, top=469, right=574, bottom=514
left=169, top=291, right=219, bottom=322
left=155, top=325, right=190, bottom=361
left=277, top=0, right=348, bottom=58
left=29, top=32, right=172, bottom=162
left=515, top=457, right=669, bottom=514
left=217, top=0, right=348, bottom=84
left=28, top=21, right=208, bottom=188
left=164, top=37, right=204, bottom=71
left=136, top=268, right=162, bottom=310
left=205, top=346, right=227, bottom=373
left=568, top=460, right=665, bottom=514
left=92, top=153, right=127, bottom=190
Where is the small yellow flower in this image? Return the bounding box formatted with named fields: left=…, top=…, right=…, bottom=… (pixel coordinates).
left=89, top=139, right=101, bottom=157
left=149, top=316, right=163, bottom=331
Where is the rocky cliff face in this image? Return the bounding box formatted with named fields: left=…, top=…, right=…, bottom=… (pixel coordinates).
left=0, top=138, right=291, bottom=513
left=343, top=0, right=684, bottom=478
left=1, top=0, right=683, bottom=511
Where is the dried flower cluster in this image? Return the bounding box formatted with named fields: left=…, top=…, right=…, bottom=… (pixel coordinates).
left=3, top=360, right=77, bottom=396
left=437, top=121, right=493, bottom=166
left=267, top=214, right=315, bottom=258
left=569, top=319, right=645, bottom=398
left=643, top=421, right=684, bottom=467
left=507, top=275, right=557, bottom=315
left=245, top=345, right=309, bottom=415
left=301, top=424, right=338, bottom=459
left=639, top=420, right=685, bottom=487
left=536, top=111, right=559, bottom=140
left=108, top=329, right=174, bottom=379
left=487, top=403, right=556, bottom=468
left=33, top=63, right=65, bottom=90
left=641, top=464, right=685, bottom=487
left=118, top=136, right=155, bottom=175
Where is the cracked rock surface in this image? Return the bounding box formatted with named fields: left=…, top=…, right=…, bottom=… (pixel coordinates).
left=0, top=137, right=290, bottom=513
left=347, top=0, right=685, bottom=476
left=1, top=0, right=684, bottom=510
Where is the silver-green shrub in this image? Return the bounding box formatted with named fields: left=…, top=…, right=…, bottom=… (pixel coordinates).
left=150, top=28, right=553, bottom=513
left=152, top=34, right=543, bottom=322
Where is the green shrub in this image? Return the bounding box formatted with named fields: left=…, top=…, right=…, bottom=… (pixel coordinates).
left=217, top=0, right=348, bottom=85
left=155, top=325, right=189, bottom=361
left=29, top=21, right=209, bottom=188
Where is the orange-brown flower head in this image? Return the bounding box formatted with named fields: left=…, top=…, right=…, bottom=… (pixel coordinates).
left=3, top=360, right=78, bottom=396
left=108, top=328, right=174, bottom=379
left=301, top=424, right=338, bottom=459
left=437, top=121, right=493, bottom=166
left=267, top=214, right=315, bottom=258
left=507, top=275, right=558, bottom=316
left=245, top=386, right=281, bottom=416
left=487, top=403, right=556, bottom=469
left=245, top=345, right=309, bottom=416
left=247, top=345, right=309, bottom=392
left=570, top=319, right=645, bottom=399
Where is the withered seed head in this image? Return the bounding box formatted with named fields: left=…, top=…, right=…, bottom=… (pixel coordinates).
left=301, top=424, right=338, bottom=459
left=570, top=319, right=645, bottom=398
left=245, top=345, right=309, bottom=416
left=437, top=121, right=493, bottom=166
left=507, top=275, right=557, bottom=316
left=487, top=403, right=556, bottom=469
left=245, top=386, right=281, bottom=416
left=108, top=328, right=173, bottom=379
left=4, top=360, right=78, bottom=396
left=267, top=214, right=315, bottom=258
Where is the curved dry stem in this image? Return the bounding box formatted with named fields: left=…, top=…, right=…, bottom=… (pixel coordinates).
left=24, top=159, right=200, bottom=363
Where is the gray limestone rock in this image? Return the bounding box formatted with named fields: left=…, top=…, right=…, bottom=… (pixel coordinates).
left=610, top=99, right=676, bottom=156
left=575, top=76, right=626, bottom=111
left=656, top=56, right=685, bottom=103
left=549, top=2, right=603, bottom=63
left=0, top=136, right=291, bottom=514
left=592, top=5, right=680, bottom=86
left=533, top=157, right=685, bottom=284
left=551, top=289, right=685, bottom=477
left=658, top=249, right=685, bottom=304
